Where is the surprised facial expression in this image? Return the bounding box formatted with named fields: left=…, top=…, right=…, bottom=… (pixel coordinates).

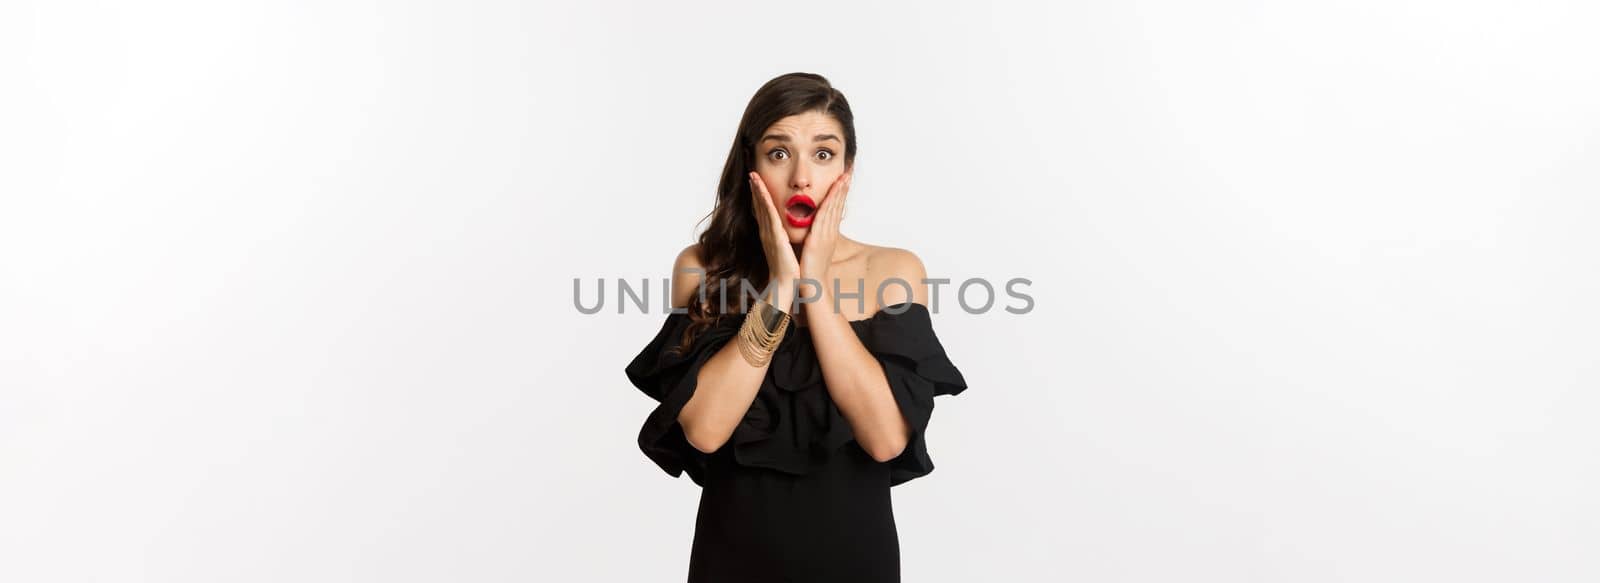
left=753, top=110, right=849, bottom=244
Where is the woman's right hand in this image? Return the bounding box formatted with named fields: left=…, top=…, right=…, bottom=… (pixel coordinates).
left=748, top=171, right=800, bottom=284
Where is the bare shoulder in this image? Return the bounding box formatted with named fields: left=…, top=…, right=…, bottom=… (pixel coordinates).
left=864, top=244, right=928, bottom=308
left=670, top=243, right=704, bottom=309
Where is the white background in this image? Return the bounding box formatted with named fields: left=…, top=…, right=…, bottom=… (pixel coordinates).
left=3, top=1, right=1597, bottom=581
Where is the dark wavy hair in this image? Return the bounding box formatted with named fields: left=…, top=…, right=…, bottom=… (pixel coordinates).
left=671, top=72, right=858, bottom=355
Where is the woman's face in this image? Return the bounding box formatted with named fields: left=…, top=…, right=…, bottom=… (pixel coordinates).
left=752, top=110, right=850, bottom=244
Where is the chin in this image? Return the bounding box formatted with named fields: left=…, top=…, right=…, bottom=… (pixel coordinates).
left=785, top=227, right=808, bottom=244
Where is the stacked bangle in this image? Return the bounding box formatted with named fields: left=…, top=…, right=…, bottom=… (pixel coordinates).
left=737, top=299, right=791, bottom=367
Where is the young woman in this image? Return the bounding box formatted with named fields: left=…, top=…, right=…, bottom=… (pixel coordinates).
left=625, top=72, right=969, bottom=583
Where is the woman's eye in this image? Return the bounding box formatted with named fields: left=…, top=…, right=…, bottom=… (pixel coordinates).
left=768, top=148, right=834, bottom=161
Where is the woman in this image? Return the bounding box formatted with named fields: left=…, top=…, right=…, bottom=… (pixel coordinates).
left=625, top=72, right=969, bottom=583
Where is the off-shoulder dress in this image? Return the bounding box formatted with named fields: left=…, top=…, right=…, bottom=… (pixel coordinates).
left=625, top=301, right=968, bottom=583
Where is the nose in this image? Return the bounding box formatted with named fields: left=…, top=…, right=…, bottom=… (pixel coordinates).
left=790, top=164, right=811, bottom=192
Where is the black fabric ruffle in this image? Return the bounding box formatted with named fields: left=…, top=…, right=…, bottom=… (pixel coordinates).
left=624, top=310, right=740, bottom=487
left=625, top=302, right=967, bottom=488
left=851, top=302, right=968, bottom=485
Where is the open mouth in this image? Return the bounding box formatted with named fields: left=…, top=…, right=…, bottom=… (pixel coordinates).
left=785, top=194, right=817, bottom=228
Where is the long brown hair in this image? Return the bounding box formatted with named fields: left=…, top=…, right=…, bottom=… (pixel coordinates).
left=672, top=72, right=859, bottom=355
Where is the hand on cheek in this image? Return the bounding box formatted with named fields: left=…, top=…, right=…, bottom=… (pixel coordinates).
left=799, top=170, right=852, bottom=286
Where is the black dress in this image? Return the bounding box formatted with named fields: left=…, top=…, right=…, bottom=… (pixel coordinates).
left=625, top=301, right=968, bottom=583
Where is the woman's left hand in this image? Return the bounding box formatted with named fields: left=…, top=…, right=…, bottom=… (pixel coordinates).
left=799, top=169, right=852, bottom=294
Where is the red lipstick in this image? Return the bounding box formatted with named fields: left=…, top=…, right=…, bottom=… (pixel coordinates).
left=784, top=194, right=817, bottom=228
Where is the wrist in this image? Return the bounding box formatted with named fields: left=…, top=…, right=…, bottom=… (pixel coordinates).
left=800, top=285, right=851, bottom=325
left=770, top=269, right=799, bottom=285
left=801, top=283, right=833, bottom=319
left=798, top=266, right=830, bottom=290
left=763, top=274, right=798, bottom=314
left=797, top=277, right=823, bottom=302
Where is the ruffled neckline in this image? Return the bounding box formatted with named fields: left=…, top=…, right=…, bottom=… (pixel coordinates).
left=629, top=298, right=965, bottom=488
left=764, top=301, right=933, bottom=392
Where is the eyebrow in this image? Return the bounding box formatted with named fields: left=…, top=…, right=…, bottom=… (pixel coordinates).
left=759, top=133, right=842, bottom=145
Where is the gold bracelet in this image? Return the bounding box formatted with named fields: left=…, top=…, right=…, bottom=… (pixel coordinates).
left=736, top=300, right=790, bottom=367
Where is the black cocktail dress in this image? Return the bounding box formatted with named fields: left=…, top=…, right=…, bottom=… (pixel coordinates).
left=625, top=301, right=968, bottom=583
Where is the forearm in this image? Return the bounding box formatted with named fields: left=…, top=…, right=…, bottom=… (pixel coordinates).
left=804, top=285, right=909, bottom=462
left=677, top=278, right=798, bottom=454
